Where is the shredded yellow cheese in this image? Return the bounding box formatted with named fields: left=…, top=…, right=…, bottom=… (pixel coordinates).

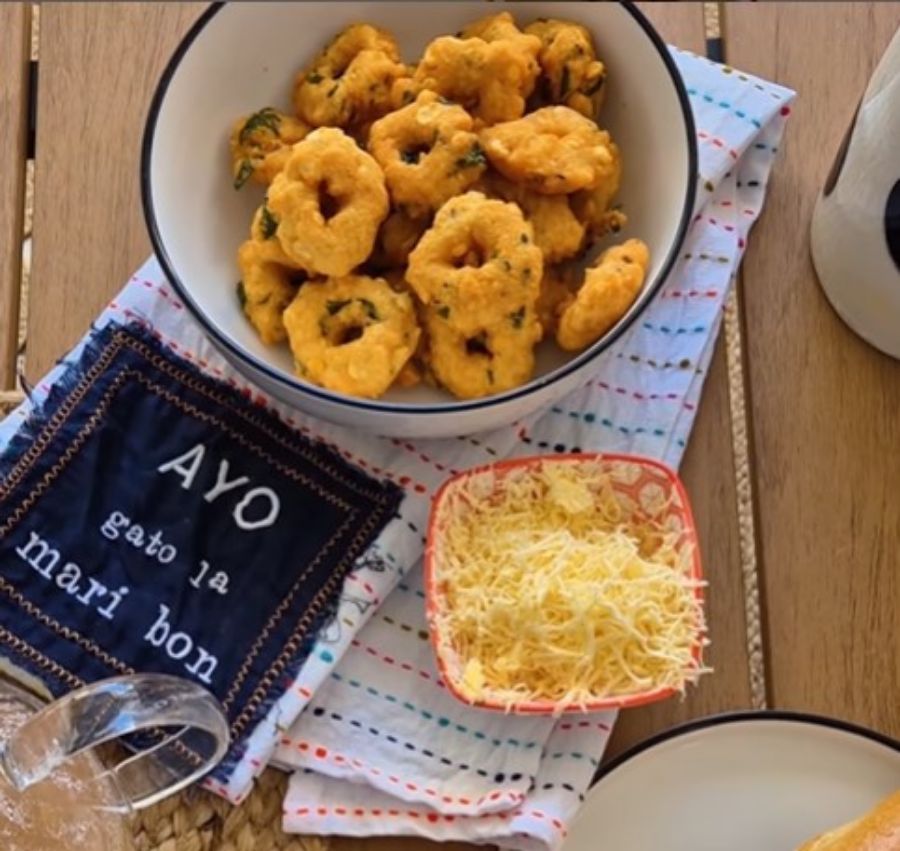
left=431, top=459, right=708, bottom=710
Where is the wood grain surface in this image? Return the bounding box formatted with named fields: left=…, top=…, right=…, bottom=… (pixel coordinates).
left=26, top=2, right=204, bottom=382
left=0, top=4, right=30, bottom=388
left=725, top=3, right=900, bottom=739
left=22, top=3, right=755, bottom=850
left=601, top=0, right=753, bottom=762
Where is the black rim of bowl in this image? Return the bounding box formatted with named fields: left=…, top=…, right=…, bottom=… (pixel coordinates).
left=592, top=709, right=900, bottom=786
left=141, top=0, right=699, bottom=415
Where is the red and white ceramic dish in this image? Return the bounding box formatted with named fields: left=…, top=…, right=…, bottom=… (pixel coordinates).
left=424, top=452, right=704, bottom=714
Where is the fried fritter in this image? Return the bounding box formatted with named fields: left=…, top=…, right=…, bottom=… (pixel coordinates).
left=283, top=274, right=420, bottom=397
left=481, top=106, right=617, bottom=194
left=556, top=239, right=649, bottom=350
left=525, top=18, right=606, bottom=118
left=230, top=108, right=310, bottom=188
left=267, top=128, right=389, bottom=276
left=368, top=91, right=486, bottom=214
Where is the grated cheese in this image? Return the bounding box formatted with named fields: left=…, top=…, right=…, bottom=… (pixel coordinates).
left=430, top=459, right=709, bottom=710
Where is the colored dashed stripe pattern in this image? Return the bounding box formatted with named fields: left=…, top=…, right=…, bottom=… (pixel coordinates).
left=686, top=86, right=763, bottom=127
left=286, top=803, right=568, bottom=838
left=40, top=44, right=794, bottom=846
left=299, top=704, right=534, bottom=783
left=329, top=671, right=541, bottom=749
left=281, top=738, right=526, bottom=808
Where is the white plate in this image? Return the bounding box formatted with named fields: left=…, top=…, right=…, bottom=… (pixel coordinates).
left=565, top=713, right=900, bottom=851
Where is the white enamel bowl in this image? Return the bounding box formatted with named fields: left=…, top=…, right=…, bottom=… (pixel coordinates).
left=142, top=1, right=696, bottom=438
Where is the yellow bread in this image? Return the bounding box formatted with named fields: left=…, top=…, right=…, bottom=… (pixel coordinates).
left=798, top=791, right=900, bottom=851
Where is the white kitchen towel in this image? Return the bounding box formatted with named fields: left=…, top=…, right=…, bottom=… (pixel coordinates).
left=277, top=48, right=795, bottom=851
left=0, top=46, right=793, bottom=834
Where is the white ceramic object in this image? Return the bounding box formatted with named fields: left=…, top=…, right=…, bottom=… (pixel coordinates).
left=564, top=713, right=900, bottom=851
left=142, top=2, right=696, bottom=438
left=811, top=26, right=900, bottom=359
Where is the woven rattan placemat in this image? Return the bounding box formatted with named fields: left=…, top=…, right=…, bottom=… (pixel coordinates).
left=131, top=769, right=329, bottom=851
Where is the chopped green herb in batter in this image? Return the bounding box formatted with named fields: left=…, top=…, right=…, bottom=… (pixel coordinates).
left=454, top=143, right=487, bottom=171
left=233, top=160, right=254, bottom=190
left=259, top=205, right=278, bottom=239
left=239, top=107, right=280, bottom=143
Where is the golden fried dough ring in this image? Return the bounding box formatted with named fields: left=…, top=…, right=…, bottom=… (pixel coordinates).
left=230, top=108, right=310, bottom=189
left=556, top=239, right=649, bottom=351
left=525, top=18, right=607, bottom=118
left=405, top=190, right=539, bottom=302
left=368, top=91, right=486, bottom=214
left=237, top=239, right=305, bottom=345
left=267, top=128, right=389, bottom=276
left=424, top=304, right=541, bottom=399
left=408, top=191, right=543, bottom=398
left=480, top=172, right=585, bottom=263
left=411, top=29, right=540, bottom=126
left=293, top=24, right=408, bottom=127
left=283, top=275, right=421, bottom=398
left=481, top=106, right=616, bottom=194
left=407, top=192, right=543, bottom=316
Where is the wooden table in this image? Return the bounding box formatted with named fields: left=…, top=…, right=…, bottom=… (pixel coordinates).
left=2, top=3, right=898, bottom=849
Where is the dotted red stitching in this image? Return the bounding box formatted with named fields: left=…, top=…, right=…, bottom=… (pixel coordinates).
left=390, top=439, right=460, bottom=476
left=279, top=738, right=524, bottom=808
left=288, top=803, right=568, bottom=836
left=696, top=129, right=739, bottom=160
left=139, top=278, right=184, bottom=309
left=345, top=573, right=381, bottom=604
left=705, top=216, right=737, bottom=233
left=663, top=289, right=720, bottom=299
left=585, top=380, right=697, bottom=412
left=350, top=639, right=446, bottom=688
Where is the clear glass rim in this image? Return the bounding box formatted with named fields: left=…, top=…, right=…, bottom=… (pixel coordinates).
left=0, top=674, right=230, bottom=811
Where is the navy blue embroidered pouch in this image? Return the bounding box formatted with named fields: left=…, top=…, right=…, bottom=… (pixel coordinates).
left=0, top=323, right=403, bottom=781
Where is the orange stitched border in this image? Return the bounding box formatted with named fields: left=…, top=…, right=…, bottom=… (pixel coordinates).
left=0, top=369, right=351, bottom=726
left=229, top=506, right=386, bottom=735
left=0, top=625, right=86, bottom=689
left=119, top=332, right=394, bottom=505
left=130, top=372, right=352, bottom=512
left=0, top=329, right=396, bottom=740
left=0, top=370, right=131, bottom=539
left=0, top=340, right=121, bottom=501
